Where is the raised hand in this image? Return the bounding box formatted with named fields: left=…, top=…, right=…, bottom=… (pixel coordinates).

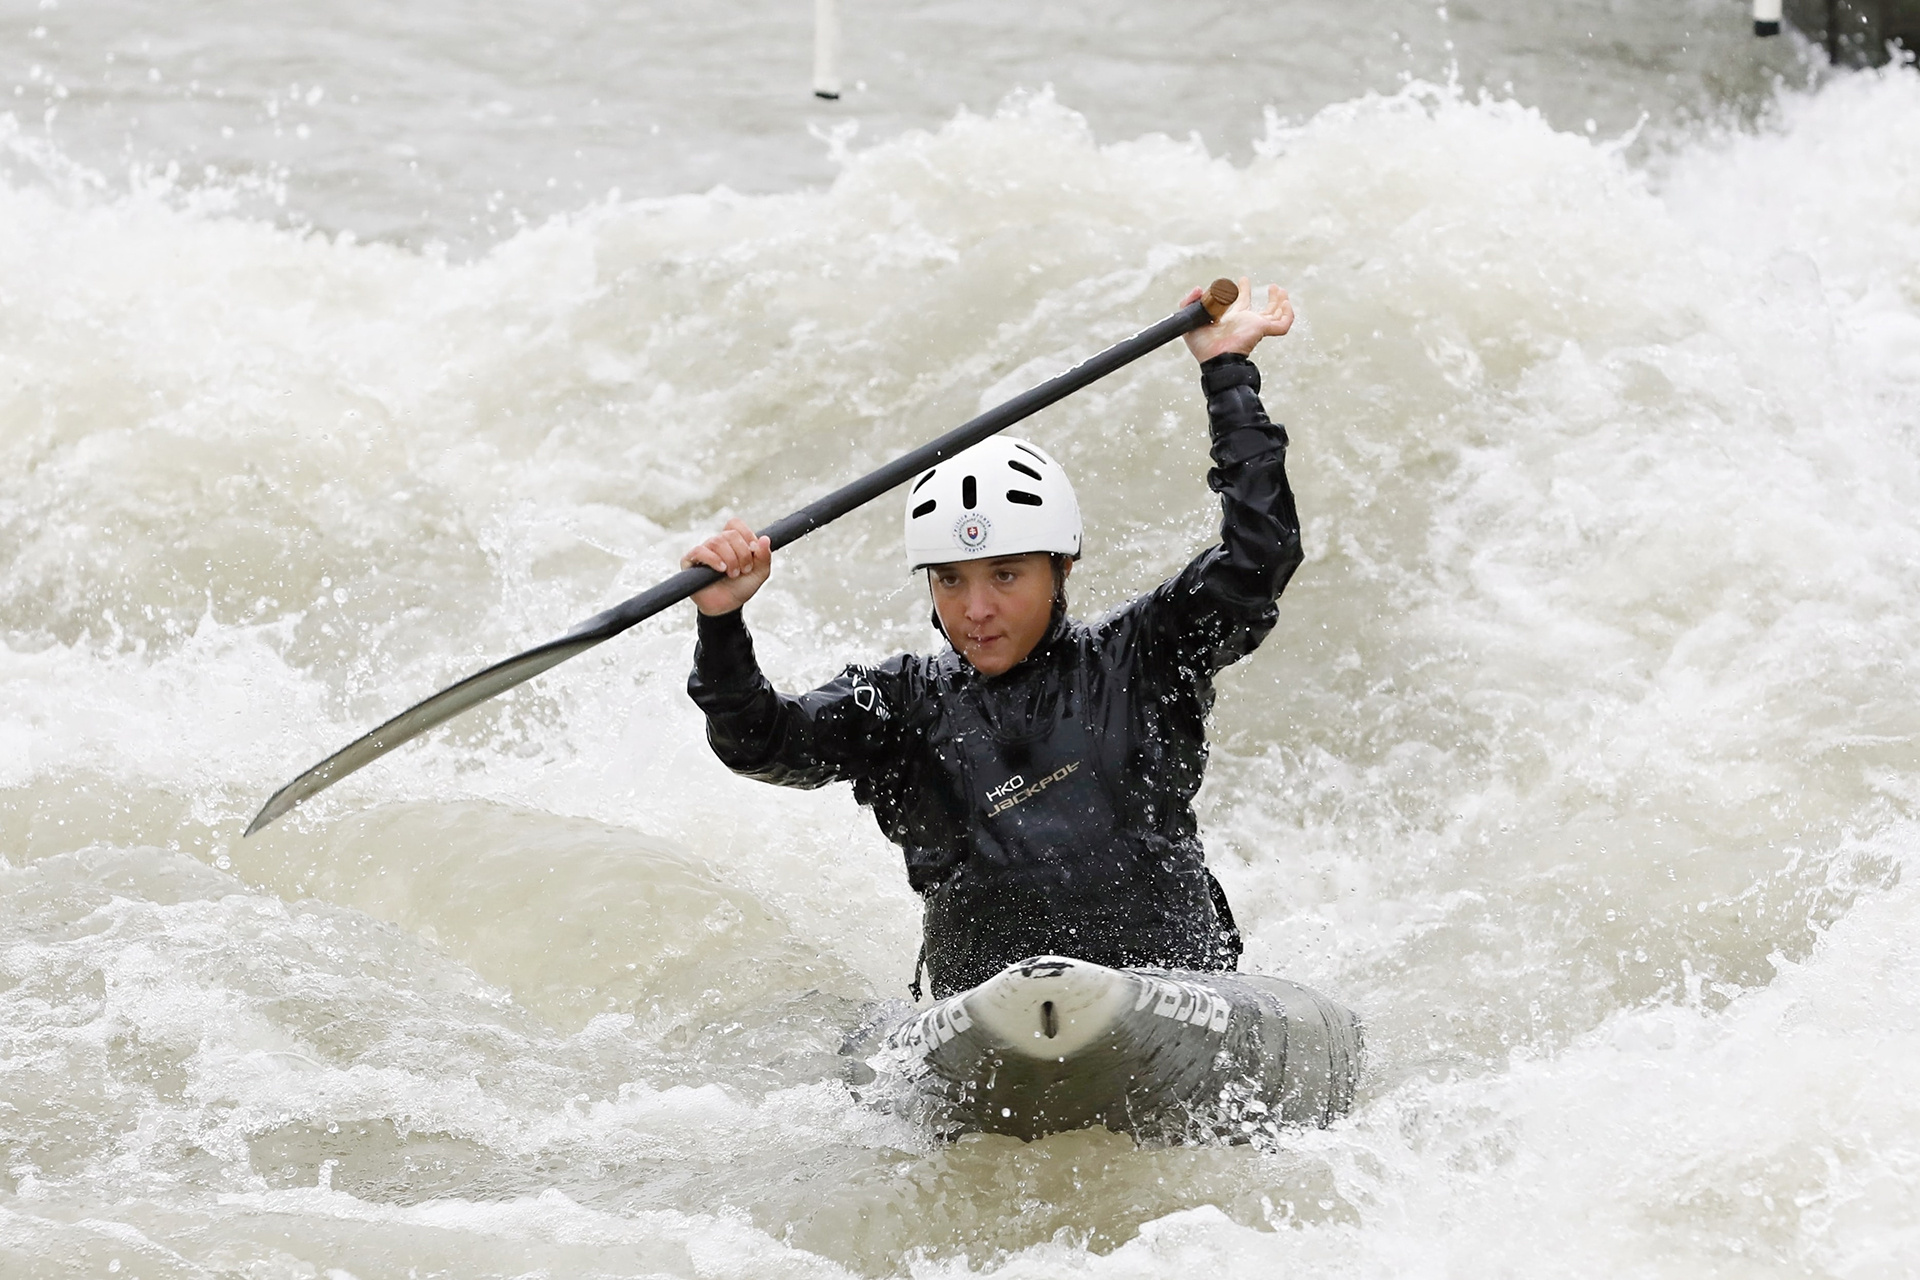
left=681, top=517, right=773, bottom=615
left=1181, top=276, right=1294, bottom=363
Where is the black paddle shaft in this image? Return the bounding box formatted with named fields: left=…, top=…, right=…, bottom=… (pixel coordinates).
left=245, top=279, right=1239, bottom=836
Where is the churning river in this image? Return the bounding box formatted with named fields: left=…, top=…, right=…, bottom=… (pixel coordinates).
left=3, top=1, right=1918, bottom=1275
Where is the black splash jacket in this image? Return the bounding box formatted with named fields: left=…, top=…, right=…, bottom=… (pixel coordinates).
left=687, top=354, right=1302, bottom=998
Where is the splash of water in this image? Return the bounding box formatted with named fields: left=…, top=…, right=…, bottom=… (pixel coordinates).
left=1, top=70, right=1917, bottom=1277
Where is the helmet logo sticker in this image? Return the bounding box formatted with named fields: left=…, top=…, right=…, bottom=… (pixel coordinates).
left=954, top=512, right=992, bottom=550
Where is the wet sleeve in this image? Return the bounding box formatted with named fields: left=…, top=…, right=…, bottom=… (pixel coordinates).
left=686, top=609, right=908, bottom=789
left=1115, top=353, right=1303, bottom=675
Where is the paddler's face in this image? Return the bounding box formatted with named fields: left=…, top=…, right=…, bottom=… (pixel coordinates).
left=929, top=553, right=1067, bottom=677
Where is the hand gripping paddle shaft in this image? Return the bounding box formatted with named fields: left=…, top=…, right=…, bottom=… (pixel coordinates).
left=245, top=279, right=1240, bottom=836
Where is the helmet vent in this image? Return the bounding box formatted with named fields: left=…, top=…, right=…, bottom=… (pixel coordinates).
left=961, top=475, right=977, bottom=509
left=912, top=469, right=938, bottom=493
left=1007, top=459, right=1042, bottom=481
left=912, top=499, right=937, bottom=518
left=1012, top=442, right=1045, bottom=462
left=1006, top=489, right=1043, bottom=506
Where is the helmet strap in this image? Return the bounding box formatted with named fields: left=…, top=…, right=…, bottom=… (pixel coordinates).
left=926, top=573, right=947, bottom=640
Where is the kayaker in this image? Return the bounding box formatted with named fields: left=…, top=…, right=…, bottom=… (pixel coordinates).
left=684, top=278, right=1300, bottom=1000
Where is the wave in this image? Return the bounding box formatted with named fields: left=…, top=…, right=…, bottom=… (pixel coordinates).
left=1, top=74, right=1917, bottom=1275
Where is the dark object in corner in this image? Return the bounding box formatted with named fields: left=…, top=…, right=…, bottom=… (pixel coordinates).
left=1784, top=0, right=1920, bottom=66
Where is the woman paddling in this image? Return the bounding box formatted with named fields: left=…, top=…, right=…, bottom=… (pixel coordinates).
left=683, top=278, right=1298, bottom=1000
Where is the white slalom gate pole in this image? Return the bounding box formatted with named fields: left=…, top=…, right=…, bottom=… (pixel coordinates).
left=814, top=0, right=842, bottom=98
left=1754, top=0, right=1782, bottom=35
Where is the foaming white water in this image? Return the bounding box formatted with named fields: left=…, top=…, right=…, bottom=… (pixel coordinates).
left=1, top=70, right=1918, bottom=1276
left=924, top=824, right=1920, bottom=1279
left=0, top=0, right=1809, bottom=252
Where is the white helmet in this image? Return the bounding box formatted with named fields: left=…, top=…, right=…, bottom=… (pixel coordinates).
left=903, top=436, right=1082, bottom=570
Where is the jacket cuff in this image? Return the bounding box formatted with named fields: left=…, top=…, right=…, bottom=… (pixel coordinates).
left=1199, top=354, right=1282, bottom=463
left=693, top=608, right=758, bottom=685
left=1200, top=352, right=1261, bottom=397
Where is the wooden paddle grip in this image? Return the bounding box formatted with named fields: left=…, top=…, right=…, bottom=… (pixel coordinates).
left=1202, top=278, right=1238, bottom=320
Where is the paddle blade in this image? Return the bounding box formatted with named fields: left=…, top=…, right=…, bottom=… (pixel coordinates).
left=243, top=632, right=603, bottom=836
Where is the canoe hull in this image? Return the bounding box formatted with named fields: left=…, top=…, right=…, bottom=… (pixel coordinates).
left=855, top=956, right=1362, bottom=1142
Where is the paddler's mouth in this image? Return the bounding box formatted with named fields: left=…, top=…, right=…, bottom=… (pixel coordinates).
left=962, top=632, right=1011, bottom=661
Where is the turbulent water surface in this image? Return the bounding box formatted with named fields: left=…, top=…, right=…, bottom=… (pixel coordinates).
left=3, top=1, right=1919, bottom=1276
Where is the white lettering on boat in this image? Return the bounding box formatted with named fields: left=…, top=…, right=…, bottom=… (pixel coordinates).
left=899, top=996, right=975, bottom=1054
left=1133, top=976, right=1232, bottom=1034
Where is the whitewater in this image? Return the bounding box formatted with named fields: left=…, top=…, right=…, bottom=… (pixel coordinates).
left=2, top=1, right=1918, bottom=1275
